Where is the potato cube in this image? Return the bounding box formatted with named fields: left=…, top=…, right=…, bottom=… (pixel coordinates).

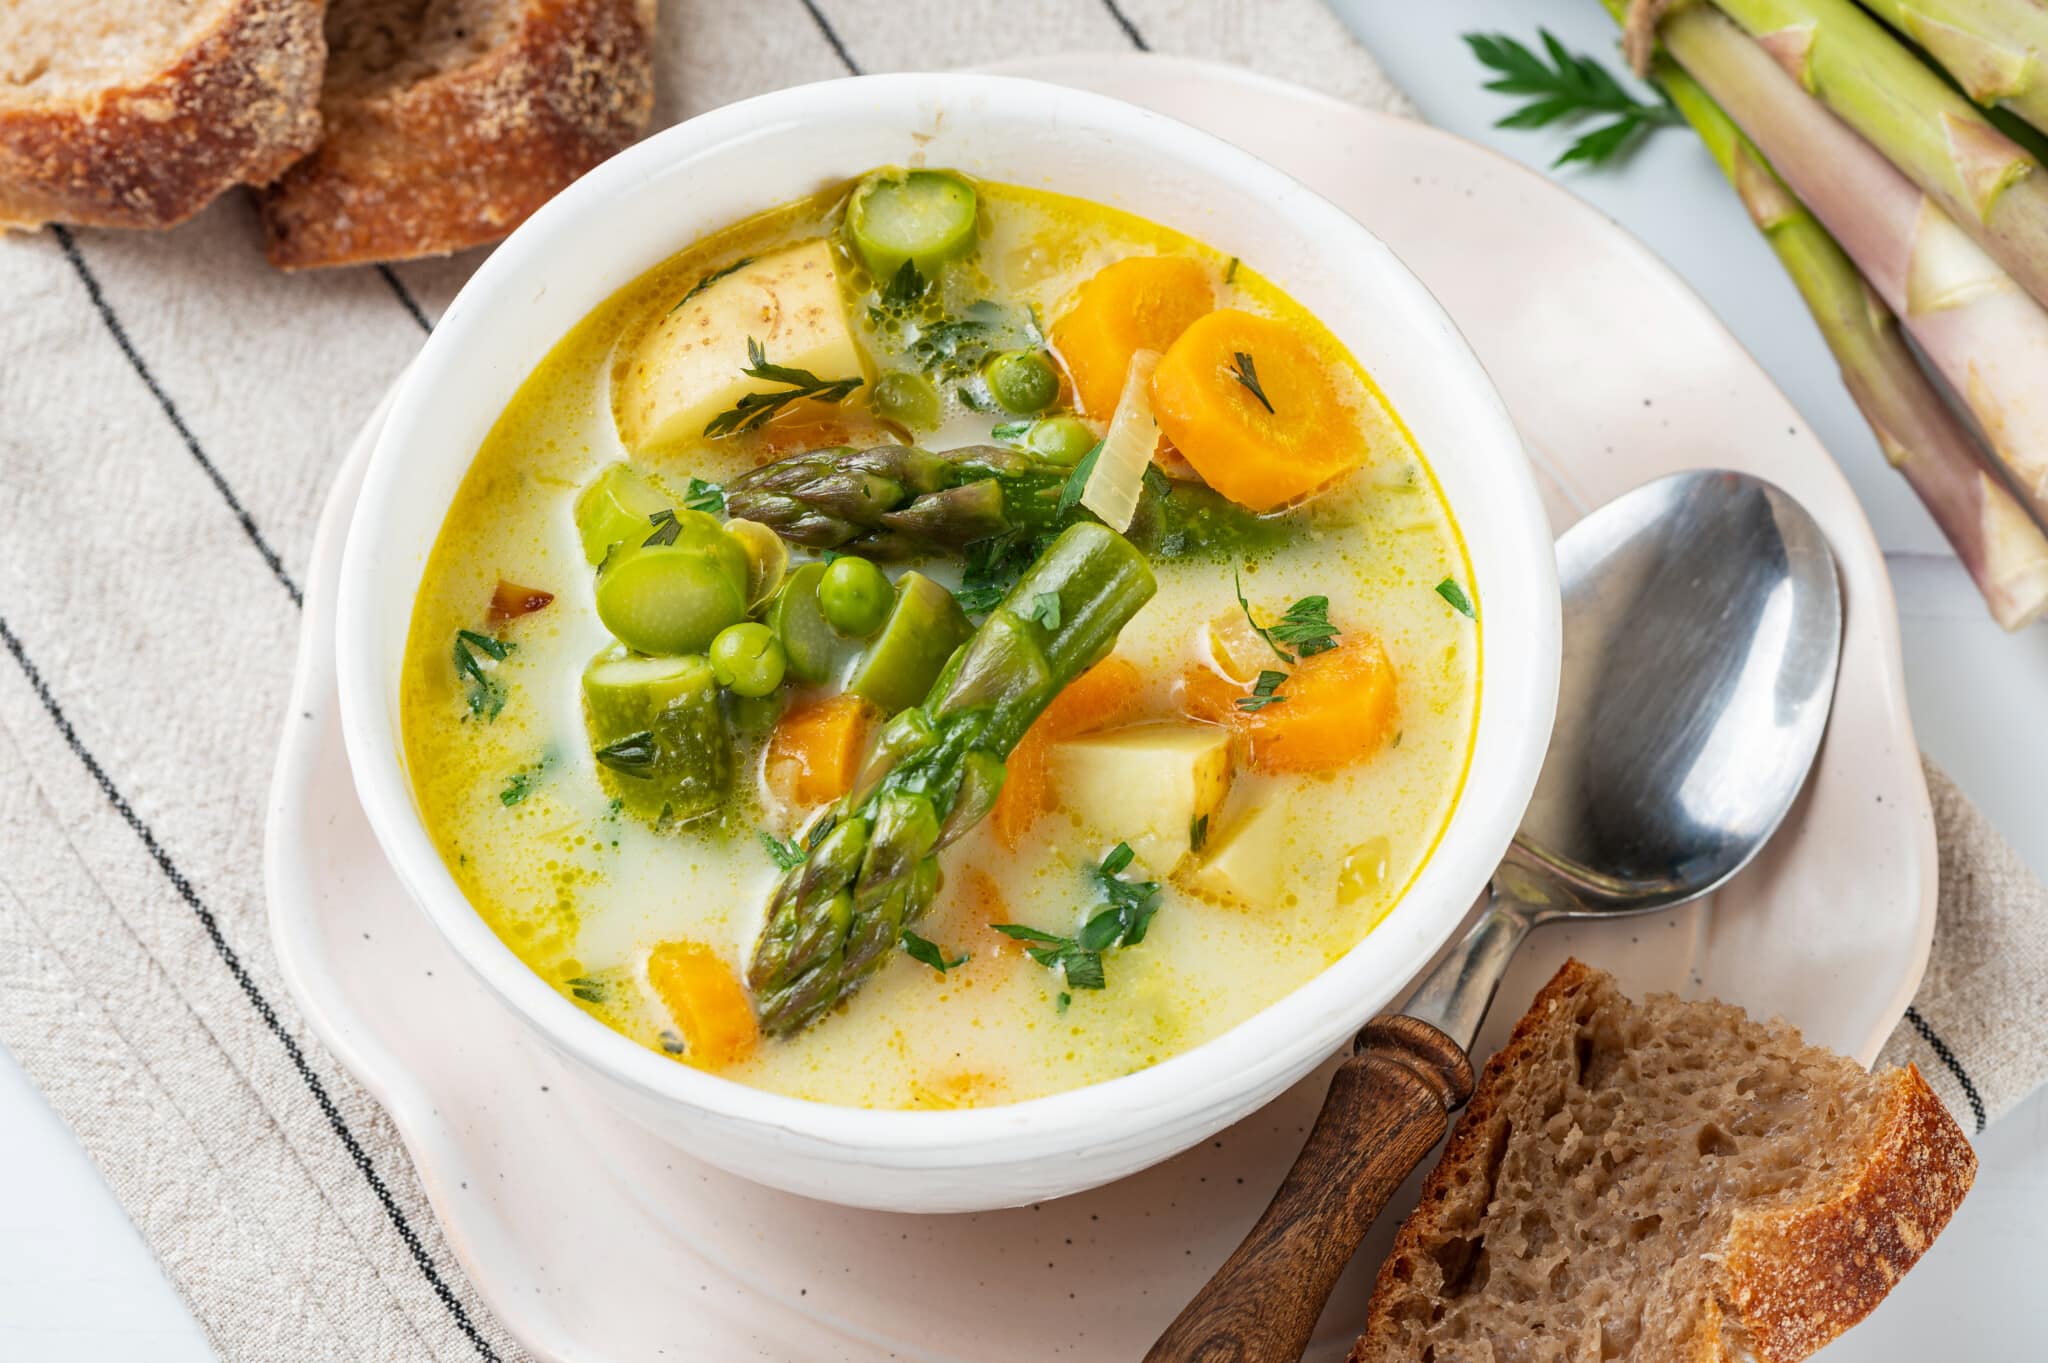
left=1045, top=722, right=1232, bottom=874
left=615, top=239, right=864, bottom=452
left=1178, top=795, right=1297, bottom=910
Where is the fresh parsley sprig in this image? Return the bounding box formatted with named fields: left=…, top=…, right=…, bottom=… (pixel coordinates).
left=703, top=338, right=863, bottom=438
left=1436, top=577, right=1478, bottom=619
left=1466, top=29, right=1677, bottom=168
left=670, top=256, right=753, bottom=313
left=683, top=478, right=725, bottom=514
left=901, top=929, right=968, bottom=974
left=1234, top=574, right=1341, bottom=665
left=992, top=843, right=1161, bottom=996
left=1237, top=669, right=1289, bottom=713
left=1230, top=351, right=1274, bottom=414
left=453, top=629, right=512, bottom=719
left=759, top=830, right=806, bottom=870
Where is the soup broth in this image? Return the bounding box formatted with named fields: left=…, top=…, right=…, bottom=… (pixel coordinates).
left=402, top=171, right=1478, bottom=1109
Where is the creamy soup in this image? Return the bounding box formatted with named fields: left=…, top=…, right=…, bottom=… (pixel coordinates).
left=401, top=168, right=1478, bottom=1109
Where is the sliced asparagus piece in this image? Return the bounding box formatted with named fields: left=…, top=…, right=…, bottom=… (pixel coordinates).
left=1704, top=0, right=2048, bottom=308
left=1650, top=1, right=2048, bottom=528
left=1668, top=44, right=2048, bottom=625
left=746, top=523, right=1157, bottom=1036
left=583, top=648, right=733, bottom=826
left=724, top=440, right=1280, bottom=562
left=1857, top=0, right=2048, bottom=137
left=845, top=571, right=973, bottom=714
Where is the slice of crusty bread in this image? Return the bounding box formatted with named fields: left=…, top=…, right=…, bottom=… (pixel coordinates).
left=1352, top=961, right=1974, bottom=1363
left=0, top=0, right=327, bottom=231
left=257, top=0, right=655, bottom=269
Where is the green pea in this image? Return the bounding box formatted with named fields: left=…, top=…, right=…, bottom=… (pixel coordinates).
left=983, top=350, right=1059, bottom=415
left=818, top=555, right=894, bottom=637
left=871, top=371, right=940, bottom=429
left=1025, top=415, right=1099, bottom=465
left=709, top=623, right=787, bottom=697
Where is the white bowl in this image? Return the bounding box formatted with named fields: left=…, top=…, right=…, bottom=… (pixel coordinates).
left=336, top=73, right=1561, bottom=1213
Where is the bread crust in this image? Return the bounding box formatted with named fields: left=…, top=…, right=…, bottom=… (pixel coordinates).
left=1724, top=1064, right=1975, bottom=1361
left=1349, top=961, right=1976, bottom=1363
left=258, top=0, right=655, bottom=269
left=0, top=0, right=327, bottom=231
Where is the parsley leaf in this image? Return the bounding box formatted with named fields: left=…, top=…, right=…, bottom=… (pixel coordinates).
left=670, top=256, right=753, bottom=313
left=991, top=923, right=1106, bottom=992
left=1237, top=669, right=1290, bottom=712
left=1268, top=595, right=1339, bottom=657
left=1235, top=570, right=1295, bottom=664
left=1191, top=813, right=1210, bottom=852
left=1224, top=256, right=1240, bottom=285
left=643, top=508, right=682, bottom=547
left=499, top=767, right=539, bottom=806
left=1230, top=351, right=1274, bottom=413
left=453, top=629, right=512, bottom=719
left=593, top=730, right=659, bottom=777
left=1028, top=592, right=1062, bottom=630
left=989, top=420, right=1032, bottom=443
left=1465, top=30, right=1677, bottom=169
left=759, top=830, right=806, bottom=869
left=901, top=929, right=968, bottom=974
left=1436, top=577, right=1477, bottom=619
left=566, top=976, right=607, bottom=1004
left=683, top=478, right=725, bottom=514
left=703, top=337, right=862, bottom=437
left=882, top=259, right=928, bottom=307
left=1057, top=441, right=1105, bottom=515
left=955, top=533, right=1036, bottom=616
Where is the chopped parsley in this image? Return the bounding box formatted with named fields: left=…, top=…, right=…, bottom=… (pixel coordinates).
left=1268, top=595, right=1339, bottom=657
left=499, top=766, right=540, bottom=806
left=1237, top=669, right=1289, bottom=713
left=1229, top=350, right=1274, bottom=413
left=592, top=730, right=658, bottom=777
left=1436, top=577, right=1477, bottom=619
left=452, top=629, right=512, bottom=719
left=989, top=420, right=1032, bottom=444
left=566, top=976, right=607, bottom=1004
left=683, top=478, right=725, bottom=514
left=1190, top=813, right=1210, bottom=852
left=1224, top=255, right=1241, bottom=285
left=644, top=508, right=682, bottom=547
left=703, top=337, right=862, bottom=437
left=1028, top=592, right=1062, bottom=630
left=1056, top=441, right=1105, bottom=515
left=759, top=830, right=806, bottom=870
left=991, top=843, right=1161, bottom=993
left=882, top=259, right=928, bottom=307
left=955, top=533, right=1036, bottom=616
left=901, top=929, right=968, bottom=974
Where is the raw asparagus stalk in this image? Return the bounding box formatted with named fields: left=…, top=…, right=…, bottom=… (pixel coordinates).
left=1652, top=1, right=2048, bottom=528
left=1704, top=0, right=2048, bottom=308
left=746, top=523, right=1157, bottom=1035
left=1653, top=45, right=2048, bottom=626
left=725, top=440, right=1281, bottom=561
left=1857, top=0, right=2048, bottom=137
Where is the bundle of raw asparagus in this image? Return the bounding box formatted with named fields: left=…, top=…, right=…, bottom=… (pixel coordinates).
left=1495, top=1, right=2048, bottom=628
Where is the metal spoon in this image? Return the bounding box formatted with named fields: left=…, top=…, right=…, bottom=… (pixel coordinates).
left=1147, top=470, right=1843, bottom=1363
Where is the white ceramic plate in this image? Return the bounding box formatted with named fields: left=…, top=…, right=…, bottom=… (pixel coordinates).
left=265, top=55, right=1936, bottom=1362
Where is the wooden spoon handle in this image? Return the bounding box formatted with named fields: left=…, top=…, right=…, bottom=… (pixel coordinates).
left=1144, top=1015, right=1475, bottom=1363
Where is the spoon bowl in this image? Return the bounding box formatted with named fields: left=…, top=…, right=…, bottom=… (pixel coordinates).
left=1149, top=471, right=1844, bottom=1363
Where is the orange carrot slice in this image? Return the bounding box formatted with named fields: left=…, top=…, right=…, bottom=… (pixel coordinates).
left=645, top=941, right=758, bottom=1069
left=1151, top=309, right=1367, bottom=512
left=1050, top=256, right=1214, bottom=419
left=1180, top=634, right=1397, bottom=774
left=766, top=695, right=881, bottom=807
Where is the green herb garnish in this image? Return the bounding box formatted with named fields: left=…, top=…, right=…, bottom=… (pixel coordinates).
left=1236, top=669, right=1290, bottom=713
left=593, top=730, right=658, bottom=776
left=566, top=976, right=607, bottom=1004
left=1057, top=441, right=1105, bottom=515
left=1191, top=813, right=1210, bottom=852
left=1465, top=30, right=1677, bottom=168
left=453, top=629, right=512, bottom=719
left=955, top=533, right=1036, bottom=616
left=759, top=830, right=806, bottom=870
left=1056, top=990, right=1072, bottom=1014
left=1269, top=595, right=1338, bottom=657
left=1224, top=256, right=1240, bottom=285
left=990, top=420, right=1032, bottom=443
left=957, top=384, right=999, bottom=414
left=991, top=843, right=1161, bottom=992
left=703, top=337, right=863, bottom=437
left=1436, top=577, right=1477, bottom=619
left=644, top=508, right=681, bottom=547
left=1028, top=592, right=1063, bottom=630
left=901, top=929, right=967, bottom=974
left=670, top=256, right=753, bottom=313
left=500, top=767, right=539, bottom=806
left=1229, top=351, right=1274, bottom=414
left=683, top=478, right=725, bottom=514
left=882, top=259, right=928, bottom=307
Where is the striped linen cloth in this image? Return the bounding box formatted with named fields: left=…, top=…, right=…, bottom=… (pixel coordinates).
left=0, top=2, right=2040, bottom=1360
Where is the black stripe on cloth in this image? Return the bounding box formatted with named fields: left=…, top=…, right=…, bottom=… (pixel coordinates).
left=1904, top=1005, right=1987, bottom=1134
left=1101, top=0, right=1151, bottom=50
left=50, top=226, right=304, bottom=608
left=799, top=0, right=861, bottom=75
left=378, top=265, right=434, bottom=334
left=0, top=615, right=503, bottom=1363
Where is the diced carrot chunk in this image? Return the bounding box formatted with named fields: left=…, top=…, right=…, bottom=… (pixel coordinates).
left=645, top=941, right=758, bottom=1069
left=1151, top=309, right=1367, bottom=512
left=488, top=580, right=555, bottom=623
left=766, top=695, right=881, bottom=806
left=1180, top=634, right=1397, bottom=774
left=991, top=655, right=1145, bottom=847
left=1051, top=256, right=1215, bottom=419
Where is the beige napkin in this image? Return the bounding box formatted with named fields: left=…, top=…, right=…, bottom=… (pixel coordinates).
left=0, top=3, right=2037, bottom=1361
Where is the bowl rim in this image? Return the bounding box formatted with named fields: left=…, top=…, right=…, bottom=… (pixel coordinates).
left=336, top=70, right=1560, bottom=1165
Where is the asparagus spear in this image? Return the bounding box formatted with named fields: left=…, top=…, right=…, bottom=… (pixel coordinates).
left=746, top=522, right=1157, bottom=1035
left=1856, top=0, right=2048, bottom=137
left=1646, top=36, right=2048, bottom=626
left=725, top=440, right=1280, bottom=561
left=1646, top=1, right=2048, bottom=530
left=1701, top=0, right=2048, bottom=308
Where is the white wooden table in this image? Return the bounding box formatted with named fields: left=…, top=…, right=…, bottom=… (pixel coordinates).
left=3, top=5, right=2043, bottom=1356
